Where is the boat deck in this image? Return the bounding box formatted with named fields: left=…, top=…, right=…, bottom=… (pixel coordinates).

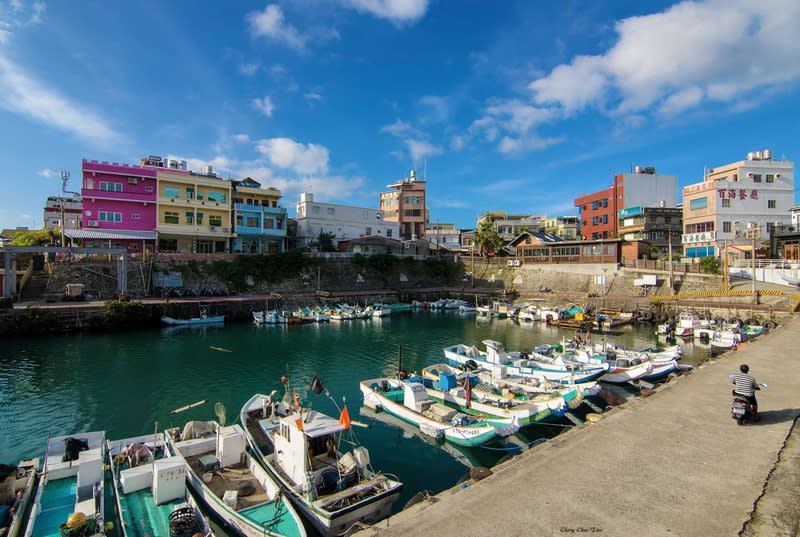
left=30, top=478, right=76, bottom=537
left=183, top=453, right=270, bottom=510
left=116, top=486, right=184, bottom=537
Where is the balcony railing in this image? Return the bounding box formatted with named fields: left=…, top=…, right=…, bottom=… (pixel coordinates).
left=235, top=203, right=286, bottom=214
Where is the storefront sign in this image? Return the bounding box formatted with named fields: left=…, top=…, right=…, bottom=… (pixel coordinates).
left=682, top=231, right=716, bottom=244
left=718, top=189, right=758, bottom=201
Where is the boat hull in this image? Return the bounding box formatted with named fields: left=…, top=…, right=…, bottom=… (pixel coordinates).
left=162, top=316, right=225, bottom=325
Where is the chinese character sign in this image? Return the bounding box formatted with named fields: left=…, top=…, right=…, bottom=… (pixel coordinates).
left=716, top=189, right=758, bottom=202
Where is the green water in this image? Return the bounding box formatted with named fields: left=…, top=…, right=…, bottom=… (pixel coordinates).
left=0, top=311, right=707, bottom=526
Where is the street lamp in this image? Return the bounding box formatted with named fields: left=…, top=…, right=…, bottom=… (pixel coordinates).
left=746, top=223, right=761, bottom=304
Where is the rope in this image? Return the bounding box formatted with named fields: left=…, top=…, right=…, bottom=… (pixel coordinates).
left=479, top=438, right=548, bottom=451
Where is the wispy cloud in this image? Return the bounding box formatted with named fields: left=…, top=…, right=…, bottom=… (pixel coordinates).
left=239, top=63, right=259, bottom=75
left=405, top=139, right=442, bottom=162
left=0, top=56, right=124, bottom=145
left=529, top=0, right=800, bottom=118
left=380, top=119, right=421, bottom=138
left=343, top=0, right=429, bottom=25
left=252, top=96, right=275, bottom=117
left=37, top=168, right=55, bottom=178
left=247, top=4, right=309, bottom=51
left=304, top=92, right=323, bottom=102
left=469, top=98, right=563, bottom=154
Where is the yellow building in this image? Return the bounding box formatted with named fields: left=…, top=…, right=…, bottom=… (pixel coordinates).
left=156, top=167, right=233, bottom=253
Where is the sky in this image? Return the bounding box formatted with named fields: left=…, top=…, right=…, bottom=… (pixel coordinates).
left=1, top=0, right=799, bottom=231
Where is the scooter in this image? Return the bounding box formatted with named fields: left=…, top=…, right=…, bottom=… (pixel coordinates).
left=730, top=377, right=767, bottom=425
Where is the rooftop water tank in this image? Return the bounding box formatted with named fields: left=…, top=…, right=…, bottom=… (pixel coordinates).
left=763, top=149, right=772, bottom=160
left=747, top=152, right=756, bottom=161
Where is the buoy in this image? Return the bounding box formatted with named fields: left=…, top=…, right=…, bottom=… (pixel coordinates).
left=66, top=513, right=88, bottom=529
left=585, top=413, right=603, bottom=423
left=210, top=346, right=232, bottom=353
left=105, top=521, right=115, bottom=532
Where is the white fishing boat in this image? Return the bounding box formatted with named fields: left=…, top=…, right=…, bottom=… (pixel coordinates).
left=253, top=310, right=285, bottom=325
left=444, top=340, right=608, bottom=384
left=360, top=376, right=520, bottom=446
left=1, top=458, right=39, bottom=537
left=164, top=413, right=306, bottom=537
left=106, top=433, right=215, bottom=537
left=24, top=431, right=107, bottom=537
left=162, top=311, right=225, bottom=326
left=240, top=384, right=402, bottom=537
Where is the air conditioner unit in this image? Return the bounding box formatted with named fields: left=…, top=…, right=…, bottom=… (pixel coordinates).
left=222, top=227, right=230, bottom=233
left=209, top=226, right=217, bottom=232
left=88, top=220, right=99, bottom=227
left=128, top=178, right=138, bottom=184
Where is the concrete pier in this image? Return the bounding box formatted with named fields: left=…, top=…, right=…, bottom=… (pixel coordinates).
left=358, top=317, right=800, bottom=537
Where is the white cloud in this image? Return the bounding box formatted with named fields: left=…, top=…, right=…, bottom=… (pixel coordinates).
left=167, top=155, right=236, bottom=176
left=252, top=96, right=275, bottom=117
left=232, top=134, right=250, bottom=143
left=380, top=119, right=420, bottom=138
left=405, top=139, right=442, bottom=162
left=418, top=95, right=449, bottom=123
left=10, top=0, right=23, bottom=11
left=304, top=92, right=323, bottom=101
left=469, top=98, right=561, bottom=154
left=255, top=137, right=330, bottom=175
left=239, top=63, right=259, bottom=75
left=343, top=0, right=428, bottom=24
left=30, top=1, right=44, bottom=23
left=450, top=135, right=465, bottom=151
left=247, top=4, right=308, bottom=51
left=37, top=168, right=55, bottom=178
left=0, top=30, right=10, bottom=43
left=271, top=175, right=367, bottom=202
left=528, top=0, right=800, bottom=118
left=0, top=56, right=123, bottom=145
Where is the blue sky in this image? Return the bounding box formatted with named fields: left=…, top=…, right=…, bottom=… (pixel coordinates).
left=1, top=0, right=799, bottom=232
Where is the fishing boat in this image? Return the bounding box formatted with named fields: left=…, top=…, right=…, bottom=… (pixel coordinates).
left=360, top=376, right=520, bottom=447
left=420, top=363, right=586, bottom=426
left=443, top=340, right=608, bottom=384
left=24, top=431, right=108, bottom=537
left=162, top=310, right=225, bottom=326
left=1, top=458, right=39, bottom=537
left=106, top=433, right=215, bottom=537
left=370, top=305, right=391, bottom=317
left=253, top=310, right=285, bottom=325
left=240, top=383, right=403, bottom=537
left=163, top=412, right=306, bottom=537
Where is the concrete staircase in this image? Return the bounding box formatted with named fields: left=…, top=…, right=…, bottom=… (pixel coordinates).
left=20, top=272, right=51, bottom=301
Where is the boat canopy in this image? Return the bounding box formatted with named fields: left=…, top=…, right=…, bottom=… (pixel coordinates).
left=295, top=410, right=344, bottom=438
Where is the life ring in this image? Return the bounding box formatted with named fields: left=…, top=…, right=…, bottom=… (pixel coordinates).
left=655, top=313, right=668, bottom=322
left=641, top=311, right=654, bottom=321
left=762, top=321, right=777, bottom=331
left=728, top=317, right=742, bottom=328
left=697, top=314, right=709, bottom=321
left=744, top=318, right=760, bottom=326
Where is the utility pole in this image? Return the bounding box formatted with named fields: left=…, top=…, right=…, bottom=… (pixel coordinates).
left=667, top=232, right=674, bottom=292
left=60, top=170, right=70, bottom=247
left=747, top=224, right=761, bottom=304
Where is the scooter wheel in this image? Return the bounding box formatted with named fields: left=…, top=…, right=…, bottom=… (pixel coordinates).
left=737, top=416, right=746, bottom=426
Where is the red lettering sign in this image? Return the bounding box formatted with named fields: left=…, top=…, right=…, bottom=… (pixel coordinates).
left=718, top=189, right=726, bottom=198
left=728, top=189, right=736, bottom=199
left=739, top=189, right=746, bottom=200
left=750, top=190, right=758, bottom=200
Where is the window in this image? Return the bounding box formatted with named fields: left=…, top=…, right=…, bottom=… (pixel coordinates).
left=768, top=200, right=776, bottom=209
left=209, top=215, right=222, bottom=226
left=406, top=196, right=421, bottom=204
left=723, top=221, right=731, bottom=232
left=164, top=186, right=180, bottom=198
left=721, top=199, right=731, bottom=208
left=195, top=191, right=204, bottom=201
left=752, top=174, right=762, bottom=183
left=387, top=229, right=392, bottom=238
left=766, top=174, right=774, bottom=183
left=591, top=217, right=598, bottom=225
left=264, top=218, right=274, bottom=229
left=591, top=232, right=599, bottom=240
left=602, top=215, right=608, bottom=224
left=185, top=212, right=194, bottom=225
left=186, top=187, right=195, bottom=199
left=312, top=206, right=320, bottom=215
left=689, top=197, right=708, bottom=210
left=159, top=239, right=178, bottom=251
left=164, top=211, right=179, bottom=224
left=236, top=215, right=243, bottom=226
left=99, top=211, right=122, bottom=222
left=366, top=227, right=372, bottom=235
left=732, top=174, right=738, bottom=181
left=207, top=191, right=226, bottom=202
left=99, top=182, right=122, bottom=192
left=145, top=186, right=154, bottom=192
left=132, top=213, right=141, bottom=219
left=246, top=216, right=259, bottom=228
left=592, top=201, right=598, bottom=210
left=196, top=212, right=204, bottom=225
left=327, top=207, right=335, bottom=215
left=602, top=198, right=608, bottom=208
left=404, top=209, right=422, bottom=217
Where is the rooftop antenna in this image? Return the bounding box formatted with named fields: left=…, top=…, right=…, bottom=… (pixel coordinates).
left=424, top=159, right=428, bottom=181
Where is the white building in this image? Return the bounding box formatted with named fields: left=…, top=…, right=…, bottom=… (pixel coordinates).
left=620, top=168, right=678, bottom=209
left=43, top=195, right=82, bottom=229
left=681, top=149, right=794, bottom=258
left=295, top=193, right=400, bottom=248
left=425, top=223, right=462, bottom=251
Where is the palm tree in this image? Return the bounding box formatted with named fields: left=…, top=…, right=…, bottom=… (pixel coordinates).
left=472, top=221, right=505, bottom=256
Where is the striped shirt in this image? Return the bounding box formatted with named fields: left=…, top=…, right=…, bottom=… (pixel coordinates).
left=732, top=373, right=758, bottom=396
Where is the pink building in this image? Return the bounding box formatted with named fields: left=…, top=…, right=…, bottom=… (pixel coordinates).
left=67, top=159, right=159, bottom=256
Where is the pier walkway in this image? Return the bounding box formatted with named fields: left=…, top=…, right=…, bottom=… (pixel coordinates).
left=358, top=317, right=800, bottom=537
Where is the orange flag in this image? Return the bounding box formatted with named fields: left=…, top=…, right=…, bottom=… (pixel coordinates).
left=339, top=406, right=351, bottom=430
left=293, top=391, right=300, bottom=410
left=295, top=418, right=304, bottom=431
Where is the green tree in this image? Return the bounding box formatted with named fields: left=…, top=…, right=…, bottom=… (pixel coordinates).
left=699, top=256, right=721, bottom=274
left=10, top=229, right=55, bottom=246
left=472, top=221, right=505, bottom=256
left=318, top=231, right=336, bottom=252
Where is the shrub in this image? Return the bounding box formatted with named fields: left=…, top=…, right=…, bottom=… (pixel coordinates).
left=698, top=256, right=721, bottom=274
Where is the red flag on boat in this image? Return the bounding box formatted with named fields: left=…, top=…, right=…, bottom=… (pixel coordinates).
left=295, top=418, right=304, bottom=431
left=464, top=375, right=472, bottom=409
left=339, top=406, right=351, bottom=430
left=293, top=391, right=300, bottom=410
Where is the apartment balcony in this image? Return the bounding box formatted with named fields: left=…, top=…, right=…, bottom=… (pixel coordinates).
left=159, top=196, right=231, bottom=209
left=236, top=225, right=287, bottom=237
left=158, top=223, right=234, bottom=237
left=235, top=202, right=287, bottom=215
left=83, top=190, right=155, bottom=203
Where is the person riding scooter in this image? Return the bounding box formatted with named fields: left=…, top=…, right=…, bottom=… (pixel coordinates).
left=731, top=364, right=761, bottom=421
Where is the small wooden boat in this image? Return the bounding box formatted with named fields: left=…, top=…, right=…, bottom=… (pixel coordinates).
left=24, top=431, right=108, bottom=537
left=107, top=433, right=215, bottom=537
left=164, top=419, right=306, bottom=537
left=241, top=389, right=403, bottom=537
left=252, top=310, right=284, bottom=325
left=162, top=312, right=225, bottom=325
left=1, top=458, right=39, bottom=537
left=360, top=377, right=520, bottom=447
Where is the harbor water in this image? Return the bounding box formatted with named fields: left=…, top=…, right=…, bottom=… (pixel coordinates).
left=0, top=311, right=709, bottom=533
